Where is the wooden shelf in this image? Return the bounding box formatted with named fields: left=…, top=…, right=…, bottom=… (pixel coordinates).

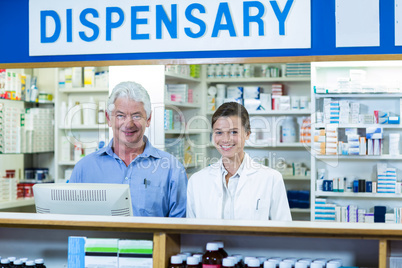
left=58, top=161, right=77, bottom=166
left=59, top=124, right=108, bottom=130
left=59, top=87, right=109, bottom=93
left=165, top=72, right=201, bottom=83
left=165, top=101, right=200, bottom=109
left=290, top=208, right=311, bottom=213
left=315, top=155, right=402, bottom=160
left=315, top=93, right=402, bottom=99
left=313, top=123, right=402, bottom=129
left=283, top=176, right=310, bottom=181
left=315, top=191, right=402, bottom=199
left=206, top=76, right=310, bottom=83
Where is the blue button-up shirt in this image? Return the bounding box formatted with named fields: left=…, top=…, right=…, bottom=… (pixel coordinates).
left=69, top=137, right=187, bottom=217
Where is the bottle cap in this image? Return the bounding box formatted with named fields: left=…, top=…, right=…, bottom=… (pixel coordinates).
left=284, top=259, right=297, bottom=264
left=295, top=262, right=308, bottom=268
left=1, top=259, right=10, bottom=264
left=192, top=254, right=202, bottom=263
left=257, top=256, right=267, bottom=264
left=279, top=261, right=292, bottom=268
left=232, top=254, right=243, bottom=263
left=326, top=263, right=341, bottom=268
left=170, top=255, right=183, bottom=264
left=181, top=252, right=192, bottom=258
left=310, top=263, right=324, bottom=268
left=8, top=257, right=16, bottom=262
left=13, top=260, right=23, bottom=265
left=206, top=242, right=219, bottom=251
left=19, top=258, right=28, bottom=263
left=176, top=254, right=187, bottom=262
left=264, top=260, right=277, bottom=268
left=222, top=258, right=235, bottom=267
left=248, top=258, right=260, bottom=267
left=35, top=259, right=44, bottom=264
left=187, top=256, right=198, bottom=265
left=244, top=256, right=255, bottom=265
left=26, top=261, right=36, bottom=267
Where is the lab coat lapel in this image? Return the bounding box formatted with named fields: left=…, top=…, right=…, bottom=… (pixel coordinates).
left=235, top=154, right=258, bottom=195
left=208, top=161, right=224, bottom=218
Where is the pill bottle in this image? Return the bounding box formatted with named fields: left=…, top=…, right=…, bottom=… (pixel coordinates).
left=169, top=255, right=183, bottom=268
left=35, top=258, right=47, bottom=268
left=187, top=256, right=200, bottom=268
left=223, top=258, right=235, bottom=268
left=13, top=260, right=23, bottom=267
left=25, top=261, right=36, bottom=267
left=248, top=258, right=260, bottom=268
left=202, top=242, right=223, bottom=268
left=0, top=259, right=11, bottom=268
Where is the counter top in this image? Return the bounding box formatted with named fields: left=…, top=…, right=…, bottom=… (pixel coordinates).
left=0, top=212, right=402, bottom=239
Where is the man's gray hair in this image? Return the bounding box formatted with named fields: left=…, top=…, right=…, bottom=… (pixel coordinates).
left=107, top=81, right=151, bottom=119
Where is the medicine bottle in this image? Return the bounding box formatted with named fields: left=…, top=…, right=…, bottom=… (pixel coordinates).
left=232, top=254, right=244, bottom=268
left=278, top=261, right=291, bottom=268
left=0, top=259, right=11, bottom=268
left=25, top=261, right=36, bottom=267
left=214, top=241, right=228, bottom=258
left=202, top=242, right=223, bottom=268
left=169, top=255, right=183, bottom=268
left=187, top=256, right=200, bottom=268
left=247, top=258, right=260, bottom=268
left=222, top=258, right=235, bottom=268
left=263, top=260, right=277, bottom=268
left=244, top=257, right=258, bottom=268
left=35, top=258, right=46, bottom=268
left=13, top=260, right=23, bottom=267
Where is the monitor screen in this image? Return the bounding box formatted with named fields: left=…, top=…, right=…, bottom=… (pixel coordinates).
left=33, top=183, right=133, bottom=217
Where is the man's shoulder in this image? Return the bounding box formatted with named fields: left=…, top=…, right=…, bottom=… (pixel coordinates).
left=75, top=151, right=109, bottom=167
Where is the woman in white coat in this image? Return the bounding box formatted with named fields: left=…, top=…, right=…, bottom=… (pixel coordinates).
left=187, top=102, right=292, bottom=221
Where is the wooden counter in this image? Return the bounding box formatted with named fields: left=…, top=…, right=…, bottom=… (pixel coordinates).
left=0, top=213, right=400, bottom=267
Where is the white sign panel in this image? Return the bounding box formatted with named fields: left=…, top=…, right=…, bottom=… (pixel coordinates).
left=335, top=0, right=379, bottom=47
left=29, top=0, right=311, bottom=56
left=396, top=0, right=402, bottom=46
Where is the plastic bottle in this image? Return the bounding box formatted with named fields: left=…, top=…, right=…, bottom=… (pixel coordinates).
left=263, top=260, right=277, bottom=268
left=278, top=261, right=291, bottom=268
left=193, top=254, right=203, bottom=268
left=98, top=101, right=106, bottom=124
left=214, top=241, right=228, bottom=258
left=187, top=256, right=199, bottom=268
left=34, top=258, right=46, bottom=268
left=222, top=258, right=235, bottom=268
left=202, top=242, right=223, bottom=268
left=60, top=101, right=67, bottom=127
left=281, top=117, right=297, bottom=143
left=169, top=255, right=183, bottom=268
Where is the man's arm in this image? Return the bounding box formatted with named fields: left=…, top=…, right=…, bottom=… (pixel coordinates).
left=167, top=164, right=187, bottom=217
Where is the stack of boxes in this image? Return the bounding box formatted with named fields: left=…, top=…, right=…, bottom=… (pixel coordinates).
left=377, top=163, right=397, bottom=194
left=325, top=125, right=338, bottom=155
left=366, top=127, right=383, bottom=156
left=300, top=117, right=311, bottom=144
left=271, top=84, right=283, bottom=110
left=24, top=108, right=54, bottom=153
left=285, top=63, right=311, bottom=77
left=313, top=129, right=326, bottom=155
left=339, top=100, right=350, bottom=124
left=68, top=237, right=153, bottom=268
left=323, top=98, right=340, bottom=124
left=314, top=198, right=337, bottom=222
left=0, top=170, right=17, bottom=201
left=165, top=84, right=190, bottom=103
left=0, top=103, right=23, bottom=153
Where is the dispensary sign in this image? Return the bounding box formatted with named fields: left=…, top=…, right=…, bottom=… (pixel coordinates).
left=28, top=0, right=311, bottom=56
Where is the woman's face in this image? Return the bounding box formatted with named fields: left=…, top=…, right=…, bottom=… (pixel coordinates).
left=212, top=115, right=250, bottom=161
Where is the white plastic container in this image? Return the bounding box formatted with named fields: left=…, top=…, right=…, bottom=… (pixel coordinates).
left=281, top=117, right=297, bottom=143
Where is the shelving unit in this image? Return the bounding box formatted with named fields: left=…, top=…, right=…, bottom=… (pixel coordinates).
left=163, top=67, right=208, bottom=174
left=0, top=213, right=397, bottom=267
left=54, top=68, right=110, bottom=183
left=0, top=68, right=56, bottom=211
left=204, top=64, right=312, bottom=221
left=310, top=61, right=402, bottom=222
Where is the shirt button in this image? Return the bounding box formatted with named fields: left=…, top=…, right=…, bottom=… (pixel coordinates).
left=125, top=177, right=128, bottom=181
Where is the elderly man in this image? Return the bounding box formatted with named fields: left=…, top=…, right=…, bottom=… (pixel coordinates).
left=69, top=81, right=187, bottom=217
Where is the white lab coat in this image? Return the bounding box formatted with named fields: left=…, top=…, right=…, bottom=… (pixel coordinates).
left=186, top=153, right=292, bottom=221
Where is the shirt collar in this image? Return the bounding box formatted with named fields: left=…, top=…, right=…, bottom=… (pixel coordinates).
left=219, top=154, right=246, bottom=178
left=97, top=136, right=161, bottom=159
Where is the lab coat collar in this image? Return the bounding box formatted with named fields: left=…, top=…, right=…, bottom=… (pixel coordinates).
left=209, top=153, right=258, bottom=194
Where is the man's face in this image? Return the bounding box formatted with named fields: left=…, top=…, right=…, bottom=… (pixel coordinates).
left=106, top=98, right=151, bottom=149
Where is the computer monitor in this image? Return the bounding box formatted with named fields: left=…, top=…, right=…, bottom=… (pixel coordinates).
left=33, top=183, right=133, bottom=216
